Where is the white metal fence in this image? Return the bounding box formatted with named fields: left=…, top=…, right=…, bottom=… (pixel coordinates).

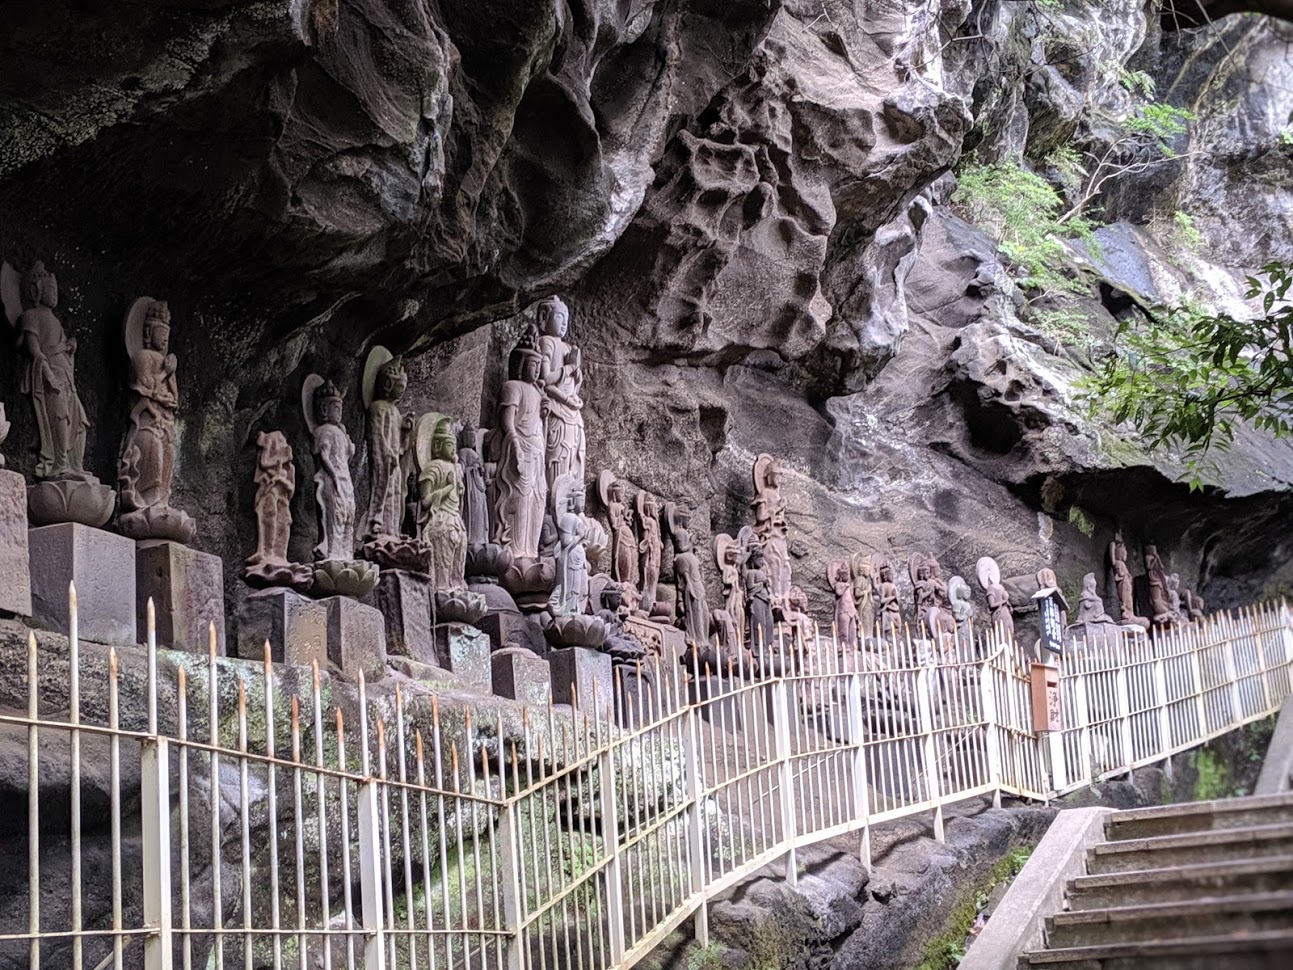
left=1, top=592, right=1290, bottom=970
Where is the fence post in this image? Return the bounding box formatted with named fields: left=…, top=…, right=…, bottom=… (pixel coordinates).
left=357, top=780, right=387, bottom=970
left=683, top=704, right=709, bottom=947
left=1072, top=671, right=1093, bottom=786
left=915, top=663, right=944, bottom=842
left=1222, top=617, right=1244, bottom=726
left=1189, top=635, right=1209, bottom=742
left=141, top=737, right=173, bottom=970
left=598, top=745, right=629, bottom=960
left=977, top=660, right=1002, bottom=810
left=498, top=800, right=527, bottom=970
left=1115, top=664, right=1135, bottom=777
left=771, top=674, right=798, bottom=885
left=846, top=666, right=874, bottom=867
left=1152, top=650, right=1174, bottom=778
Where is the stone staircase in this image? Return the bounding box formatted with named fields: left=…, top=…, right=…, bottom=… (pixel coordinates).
left=1018, top=792, right=1293, bottom=968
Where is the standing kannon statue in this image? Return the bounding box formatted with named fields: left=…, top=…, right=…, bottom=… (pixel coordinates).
left=744, top=542, right=775, bottom=653
left=492, top=327, right=548, bottom=561
left=457, top=422, right=490, bottom=548
left=1108, top=541, right=1151, bottom=631
left=413, top=413, right=468, bottom=592
left=751, top=454, right=791, bottom=608
left=598, top=471, right=639, bottom=590
left=714, top=532, right=747, bottom=647
left=1, top=260, right=115, bottom=526
left=830, top=559, right=859, bottom=648
left=361, top=347, right=426, bottom=569
left=552, top=472, right=591, bottom=616
left=976, top=556, right=1015, bottom=641
left=245, top=431, right=312, bottom=590
left=1142, top=545, right=1178, bottom=627
left=636, top=490, right=664, bottom=614
left=910, top=552, right=954, bottom=636
left=876, top=557, right=903, bottom=636
left=666, top=502, right=710, bottom=648
left=117, top=298, right=196, bottom=542
left=535, top=296, right=586, bottom=491
left=851, top=553, right=876, bottom=640
left=301, top=375, right=377, bottom=598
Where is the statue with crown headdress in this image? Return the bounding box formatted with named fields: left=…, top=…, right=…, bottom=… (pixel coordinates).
left=116, top=298, right=196, bottom=542
left=414, top=412, right=468, bottom=591
left=492, top=326, right=548, bottom=561
left=535, top=296, right=586, bottom=492
left=1, top=259, right=115, bottom=526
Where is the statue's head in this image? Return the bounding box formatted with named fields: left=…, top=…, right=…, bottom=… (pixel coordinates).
left=433, top=418, right=456, bottom=462
left=642, top=493, right=657, bottom=517
left=317, top=379, right=344, bottom=426
left=1037, top=567, right=1058, bottom=589
left=748, top=544, right=765, bottom=569
left=858, top=557, right=873, bottom=578
left=456, top=421, right=477, bottom=452
left=879, top=561, right=895, bottom=583
left=536, top=295, right=569, bottom=338
left=378, top=356, right=407, bottom=402
left=602, top=582, right=623, bottom=612
left=789, top=586, right=808, bottom=612
left=24, top=261, right=57, bottom=309
left=509, top=326, right=543, bottom=384
left=1082, top=573, right=1096, bottom=594
left=570, top=481, right=586, bottom=514
left=143, top=301, right=172, bottom=354
left=1168, top=573, right=1180, bottom=591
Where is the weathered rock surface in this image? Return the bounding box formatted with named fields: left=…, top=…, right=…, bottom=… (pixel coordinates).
left=0, top=1, right=1290, bottom=643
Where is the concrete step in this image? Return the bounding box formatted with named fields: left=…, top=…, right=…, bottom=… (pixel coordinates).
left=1085, top=821, right=1293, bottom=874
left=1045, top=891, right=1293, bottom=948
left=1104, top=792, right=1293, bottom=841
left=1068, top=855, right=1293, bottom=909
left=1019, top=930, right=1293, bottom=969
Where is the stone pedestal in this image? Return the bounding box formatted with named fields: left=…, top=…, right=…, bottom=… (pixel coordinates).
left=625, top=615, right=687, bottom=666
left=364, top=569, right=432, bottom=660
left=689, top=674, right=764, bottom=730
left=325, top=597, right=387, bottom=678
left=136, top=541, right=225, bottom=654
left=433, top=623, right=491, bottom=691
left=492, top=647, right=552, bottom=707
left=0, top=469, right=31, bottom=616
left=29, top=523, right=136, bottom=645
left=549, top=647, right=613, bottom=721
left=237, top=588, right=328, bottom=667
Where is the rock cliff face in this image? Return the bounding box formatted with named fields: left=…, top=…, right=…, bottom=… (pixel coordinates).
left=1, top=0, right=1291, bottom=631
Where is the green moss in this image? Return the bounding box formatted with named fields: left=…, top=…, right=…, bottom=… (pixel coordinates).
left=1066, top=505, right=1095, bottom=538
left=916, top=846, right=1034, bottom=970
left=1193, top=747, right=1231, bottom=802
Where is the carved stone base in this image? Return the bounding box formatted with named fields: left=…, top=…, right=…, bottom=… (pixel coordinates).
left=432, top=588, right=488, bottom=626
left=545, top=613, right=608, bottom=649
left=491, top=647, right=551, bottom=707
left=364, top=569, right=432, bottom=661
left=136, top=541, right=225, bottom=654
left=310, top=558, right=380, bottom=599
left=624, top=615, right=686, bottom=666
left=237, top=588, right=328, bottom=666
left=28, top=478, right=116, bottom=528
left=500, top=557, right=556, bottom=613
left=244, top=558, right=314, bottom=593
left=549, top=647, right=613, bottom=721
left=118, top=505, right=196, bottom=544
left=325, top=596, right=387, bottom=679
left=0, top=469, right=31, bottom=616
left=433, top=623, right=491, bottom=691
left=361, top=534, right=432, bottom=574
left=28, top=523, right=136, bottom=645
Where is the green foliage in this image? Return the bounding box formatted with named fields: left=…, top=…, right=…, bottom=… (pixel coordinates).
left=1045, top=144, right=1085, bottom=196
left=953, top=162, right=1092, bottom=295
left=1171, top=210, right=1203, bottom=252
left=1193, top=747, right=1231, bottom=801
left=1082, top=261, right=1293, bottom=486
left=686, top=942, right=728, bottom=970
left=1033, top=305, right=1095, bottom=347
left=916, top=846, right=1035, bottom=970
left=1122, top=101, right=1193, bottom=156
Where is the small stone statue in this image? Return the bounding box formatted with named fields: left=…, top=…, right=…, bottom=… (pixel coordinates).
left=830, top=559, right=859, bottom=648
left=535, top=296, right=586, bottom=491
left=117, top=298, right=196, bottom=542
left=492, top=327, right=548, bottom=560
left=711, top=607, right=740, bottom=658
left=1108, top=540, right=1150, bottom=631
left=1142, top=545, right=1177, bottom=626
left=2, top=260, right=115, bottom=526
left=947, top=575, right=974, bottom=636
left=457, top=422, right=490, bottom=547
left=413, top=413, right=468, bottom=592
left=910, top=552, right=954, bottom=637
left=714, top=532, right=747, bottom=646
left=301, top=375, right=377, bottom=598
left=593, top=583, right=648, bottom=669
left=975, top=556, right=1015, bottom=641
left=552, top=472, right=591, bottom=616
left=1185, top=587, right=1206, bottom=621
left=598, top=470, right=639, bottom=590
left=1035, top=567, right=1069, bottom=630
left=780, top=586, right=815, bottom=647
left=1167, top=573, right=1186, bottom=623
left=876, top=558, right=903, bottom=636
left=745, top=542, right=775, bottom=651
left=851, top=553, right=876, bottom=639
left=637, top=490, right=664, bottom=613
left=245, top=431, right=312, bottom=590
left=751, top=453, right=791, bottom=608
left=1076, top=573, right=1115, bottom=625
left=0, top=402, right=9, bottom=468
left=361, top=347, right=427, bottom=570
left=666, top=502, right=710, bottom=648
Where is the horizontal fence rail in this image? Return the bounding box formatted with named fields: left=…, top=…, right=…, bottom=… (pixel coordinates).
left=1, top=591, right=1290, bottom=970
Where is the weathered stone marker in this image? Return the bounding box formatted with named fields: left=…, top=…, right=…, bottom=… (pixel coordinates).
left=29, top=523, right=136, bottom=645
left=136, top=540, right=225, bottom=654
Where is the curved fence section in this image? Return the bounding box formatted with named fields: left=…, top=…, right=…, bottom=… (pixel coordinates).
left=0, top=597, right=1289, bottom=970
